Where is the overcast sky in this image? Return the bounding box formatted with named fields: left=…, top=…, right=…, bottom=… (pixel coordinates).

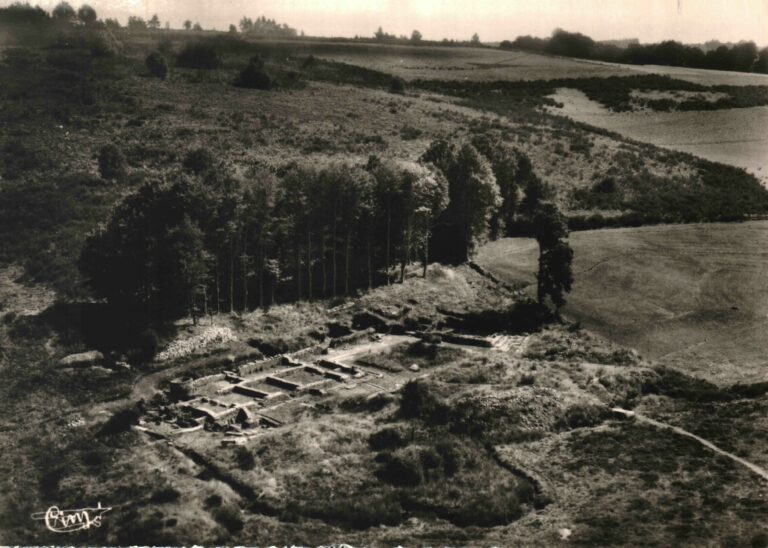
left=19, top=0, right=768, bottom=44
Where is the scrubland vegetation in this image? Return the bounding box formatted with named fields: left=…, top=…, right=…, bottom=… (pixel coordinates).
left=1, top=3, right=768, bottom=546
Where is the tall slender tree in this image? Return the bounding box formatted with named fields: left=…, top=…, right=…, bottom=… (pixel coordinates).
left=532, top=203, right=573, bottom=309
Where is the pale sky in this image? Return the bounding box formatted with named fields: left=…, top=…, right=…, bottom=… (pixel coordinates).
left=18, top=0, right=768, bottom=45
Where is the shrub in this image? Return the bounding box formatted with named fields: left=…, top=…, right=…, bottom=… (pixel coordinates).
left=420, top=446, right=443, bottom=471
left=752, top=532, right=768, bottom=548
left=145, top=51, right=168, bottom=79
left=234, top=446, right=255, bottom=470
left=150, top=486, right=181, bottom=503
left=175, top=42, right=222, bottom=69
left=39, top=467, right=64, bottom=497
left=594, top=177, right=617, bottom=193
left=400, top=380, right=447, bottom=422
left=378, top=446, right=424, bottom=486
left=369, top=425, right=408, bottom=451
left=182, top=147, right=214, bottom=174
left=97, top=144, right=126, bottom=181
left=390, top=76, right=405, bottom=94
left=99, top=406, right=140, bottom=436
left=204, top=494, right=222, bottom=508
left=158, top=37, right=174, bottom=55
left=558, top=404, right=610, bottom=430
left=518, top=373, right=535, bottom=386
left=406, top=340, right=438, bottom=359
left=213, top=506, right=243, bottom=534
left=400, top=125, right=422, bottom=140
left=234, top=60, right=272, bottom=90
left=136, top=329, right=159, bottom=362
left=247, top=53, right=265, bottom=68
left=81, top=449, right=105, bottom=466
left=435, top=438, right=476, bottom=476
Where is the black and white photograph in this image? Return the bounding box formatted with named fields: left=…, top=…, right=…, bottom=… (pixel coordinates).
left=1, top=0, right=767, bottom=545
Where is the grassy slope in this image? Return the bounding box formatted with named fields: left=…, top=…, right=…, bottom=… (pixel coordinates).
left=476, top=221, right=768, bottom=385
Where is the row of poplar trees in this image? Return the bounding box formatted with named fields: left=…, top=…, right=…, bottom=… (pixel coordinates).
left=79, top=135, right=570, bottom=325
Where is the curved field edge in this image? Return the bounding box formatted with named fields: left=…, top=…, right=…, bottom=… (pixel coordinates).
left=476, top=221, right=768, bottom=385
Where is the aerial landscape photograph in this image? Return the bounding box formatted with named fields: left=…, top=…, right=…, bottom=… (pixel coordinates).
left=0, top=0, right=767, bottom=545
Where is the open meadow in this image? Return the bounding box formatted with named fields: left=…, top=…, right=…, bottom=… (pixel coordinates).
left=477, top=221, right=768, bottom=385
left=288, top=41, right=635, bottom=81
left=282, top=39, right=768, bottom=86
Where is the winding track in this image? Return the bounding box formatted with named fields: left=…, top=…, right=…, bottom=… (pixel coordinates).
left=612, top=408, right=768, bottom=482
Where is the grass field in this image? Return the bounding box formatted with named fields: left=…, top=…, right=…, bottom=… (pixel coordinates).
left=300, top=42, right=634, bottom=82
left=476, top=221, right=768, bottom=385
left=280, top=39, right=768, bottom=86
left=548, top=88, right=768, bottom=184
left=616, top=62, right=768, bottom=87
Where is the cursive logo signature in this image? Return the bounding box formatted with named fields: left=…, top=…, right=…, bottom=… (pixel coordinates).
left=31, top=502, right=112, bottom=533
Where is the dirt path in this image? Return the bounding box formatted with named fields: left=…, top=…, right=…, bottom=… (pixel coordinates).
left=612, top=408, right=768, bottom=482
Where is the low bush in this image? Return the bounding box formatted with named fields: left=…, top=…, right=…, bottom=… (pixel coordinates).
left=234, top=60, right=272, bottom=90
left=204, top=494, right=222, bottom=508
left=213, top=506, right=244, bottom=534
left=730, top=382, right=768, bottom=399
left=99, top=406, right=140, bottom=436
left=150, top=486, right=181, bottom=503
left=157, top=37, right=174, bottom=56
left=390, top=76, right=406, bottom=94
left=136, top=329, right=159, bottom=362
left=97, top=143, right=126, bottom=180
left=378, top=446, right=425, bottom=486
left=369, top=425, right=409, bottom=451
left=752, top=531, right=768, bottom=548
left=175, top=42, right=222, bottom=70
left=400, top=380, right=448, bottom=423
left=81, top=448, right=106, bottom=466
left=234, top=446, right=255, bottom=470
left=406, top=340, right=438, bottom=359
left=557, top=404, right=611, bottom=430
left=182, top=147, right=215, bottom=175
left=145, top=51, right=168, bottom=79
left=400, top=125, right=422, bottom=140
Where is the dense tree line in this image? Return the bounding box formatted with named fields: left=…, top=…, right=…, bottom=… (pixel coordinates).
left=238, top=15, right=297, bottom=37
left=0, top=2, right=165, bottom=34
left=79, top=139, right=569, bottom=324
left=502, top=29, right=768, bottom=75
left=0, top=1, right=96, bottom=30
